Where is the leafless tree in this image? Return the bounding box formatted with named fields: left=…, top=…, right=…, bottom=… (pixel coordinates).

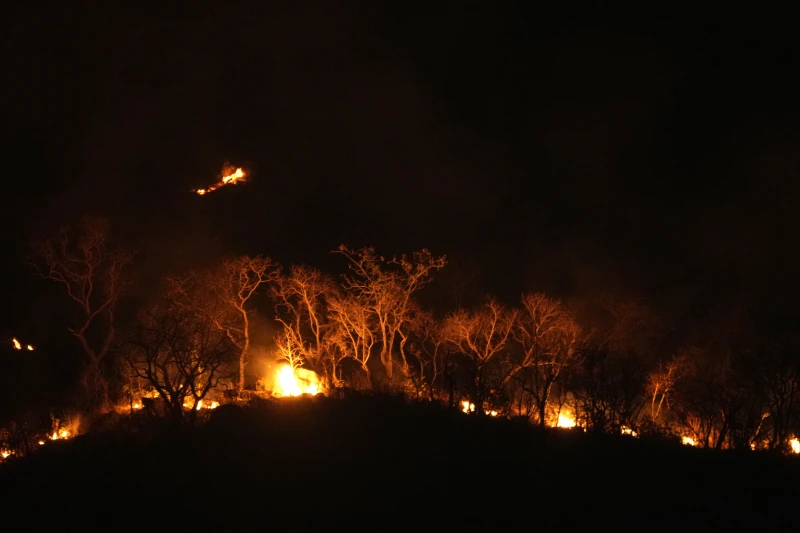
left=442, top=297, right=516, bottom=414
left=213, top=255, right=279, bottom=391
left=327, top=292, right=376, bottom=386
left=647, top=352, right=690, bottom=423
left=511, top=292, right=582, bottom=426
left=333, top=245, right=446, bottom=386
left=28, top=215, right=134, bottom=409
left=125, top=274, right=236, bottom=424
left=272, top=265, right=337, bottom=385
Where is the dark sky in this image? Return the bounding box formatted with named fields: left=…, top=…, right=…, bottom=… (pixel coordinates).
left=4, top=3, right=800, bottom=334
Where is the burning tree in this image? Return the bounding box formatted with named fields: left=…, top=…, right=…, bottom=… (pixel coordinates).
left=125, top=274, right=237, bottom=423
left=510, top=293, right=582, bottom=426
left=442, top=297, right=516, bottom=414
left=214, top=255, right=280, bottom=391
left=333, top=245, right=446, bottom=387
left=28, top=215, right=134, bottom=409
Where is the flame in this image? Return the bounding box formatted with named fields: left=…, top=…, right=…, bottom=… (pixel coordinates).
left=790, top=438, right=800, bottom=454
left=38, top=440, right=45, bottom=446
left=12, top=338, right=21, bottom=350
left=460, top=400, right=475, bottom=413
left=132, top=402, right=142, bottom=410
left=682, top=436, right=696, bottom=447
left=1, top=451, right=10, bottom=459
left=621, top=426, right=638, bottom=437
left=275, top=365, right=319, bottom=397
left=193, top=164, right=247, bottom=195
left=557, top=413, right=576, bottom=428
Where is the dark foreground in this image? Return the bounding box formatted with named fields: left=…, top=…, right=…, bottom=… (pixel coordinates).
left=1, top=395, right=799, bottom=531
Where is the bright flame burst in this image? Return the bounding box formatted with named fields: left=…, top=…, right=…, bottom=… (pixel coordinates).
left=194, top=164, right=247, bottom=195
left=276, top=365, right=319, bottom=397
left=557, top=413, right=577, bottom=428
left=790, top=438, right=800, bottom=454
left=682, top=436, right=696, bottom=447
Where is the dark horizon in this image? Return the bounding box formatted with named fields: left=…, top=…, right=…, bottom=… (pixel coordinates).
left=4, top=4, right=800, bottom=336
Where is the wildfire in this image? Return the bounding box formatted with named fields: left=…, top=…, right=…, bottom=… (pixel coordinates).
left=275, top=365, right=319, bottom=397
left=1, top=450, right=11, bottom=459
left=790, top=438, right=800, bottom=454
left=50, top=428, right=70, bottom=441
left=461, top=400, right=475, bottom=414
left=193, top=164, right=247, bottom=195
left=181, top=398, right=220, bottom=410
left=557, top=412, right=577, bottom=428
left=682, top=436, right=696, bottom=447
left=11, top=338, right=34, bottom=351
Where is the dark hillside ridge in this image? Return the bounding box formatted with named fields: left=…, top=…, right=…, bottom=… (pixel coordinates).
left=2, top=395, right=798, bottom=530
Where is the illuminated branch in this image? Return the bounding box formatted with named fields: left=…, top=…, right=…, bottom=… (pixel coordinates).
left=28, top=215, right=134, bottom=408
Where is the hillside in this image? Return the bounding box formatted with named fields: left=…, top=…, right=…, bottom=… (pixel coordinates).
left=2, top=395, right=798, bottom=530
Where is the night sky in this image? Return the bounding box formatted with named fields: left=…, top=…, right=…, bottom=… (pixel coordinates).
left=4, top=4, right=800, bottom=337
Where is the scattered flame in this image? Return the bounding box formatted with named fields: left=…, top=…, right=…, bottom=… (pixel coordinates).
left=132, top=402, right=142, bottom=410
left=790, top=438, right=800, bottom=454
left=1, top=450, right=11, bottom=459
left=682, top=436, right=696, bottom=447
left=460, top=400, right=475, bottom=414
left=193, top=164, right=247, bottom=195
left=621, top=426, right=638, bottom=437
left=181, top=397, right=221, bottom=410
left=49, top=428, right=71, bottom=441
left=486, top=410, right=498, bottom=417
left=12, top=338, right=21, bottom=350
left=276, top=365, right=319, bottom=397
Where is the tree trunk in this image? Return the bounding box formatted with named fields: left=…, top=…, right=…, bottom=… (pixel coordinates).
left=239, top=313, right=250, bottom=391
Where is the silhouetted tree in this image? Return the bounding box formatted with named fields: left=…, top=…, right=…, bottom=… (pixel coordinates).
left=28, top=215, right=134, bottom=410
left=125, top=274, right=237, bottom=424
left=510, top=292, right=582, bottom=426
left=442, top=297, right=516, bottom=414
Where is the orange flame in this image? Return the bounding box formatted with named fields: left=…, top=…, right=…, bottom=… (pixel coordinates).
left=193, top=164, right=247, bottom=195
left=791, top=438, right=800, bottom=454
left=11, top=338, right=21, bottom=350
left=275, top=365, right=319, bottom=397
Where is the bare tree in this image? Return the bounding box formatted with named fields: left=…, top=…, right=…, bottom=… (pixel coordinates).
left=28, top=215, right=134, bottom=408
left=328, top=292, right=376, bottom=386
left=333, top=245, right=446, bottom=386
left=126, top=274, right=236, bottom=424
left=214, top=255, right=279, bottom=391
left=647, top=352, right=689, bottom=422
left=272, top=265, right=337, bottom=385
left=442, top=297, right=516, bottom=414
left=511, top=292, right=582, bottom=426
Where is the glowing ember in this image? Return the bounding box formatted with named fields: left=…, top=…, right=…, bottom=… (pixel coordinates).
left=38, top=440, right=45, bottom=446
left=275, top=365, right=319, bottom=397
left=557, top=413, right=576, bottom=428
left=621, top=426, right=638, bottom=437
left=790, top=438, right=800, bottom=454
left=682, top=436, right=696, bottom=447
left=193, top=164, right=247, bottom=195
left=11, top=338, right=21, bottom=350
left=26, top=344, right=34, bottom=351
